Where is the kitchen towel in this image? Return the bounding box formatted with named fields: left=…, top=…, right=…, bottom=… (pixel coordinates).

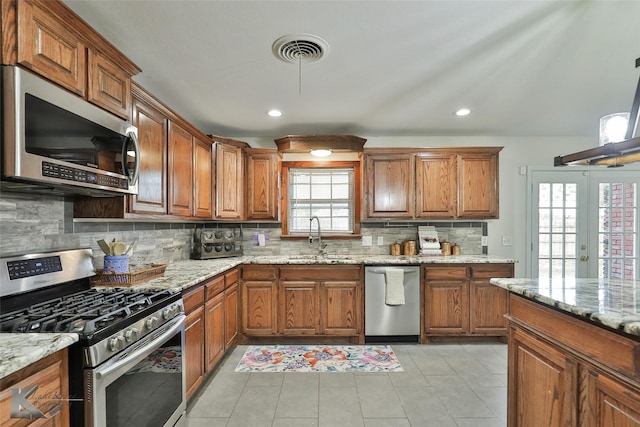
left=385, top=268, right=405, bottom=305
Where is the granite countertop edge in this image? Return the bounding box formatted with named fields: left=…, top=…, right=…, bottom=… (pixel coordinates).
left=0, top=333, right=79, bottom=379
left=94, top=254, right=517, bottom=293
left=490, top=278, right=640, bottom=339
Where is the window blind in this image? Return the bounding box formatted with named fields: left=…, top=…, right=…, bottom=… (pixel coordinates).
left=288, top=168, right=354, bottom=233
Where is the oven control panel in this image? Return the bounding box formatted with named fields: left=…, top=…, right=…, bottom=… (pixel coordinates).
left=6, top=255, right=62, bottom=280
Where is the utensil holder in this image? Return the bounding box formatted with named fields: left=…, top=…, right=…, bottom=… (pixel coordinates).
left=104, top=255, right=129, bottom=273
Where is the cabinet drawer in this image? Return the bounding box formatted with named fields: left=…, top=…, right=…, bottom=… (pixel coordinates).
left=241, top=265, right=277, bottom=280
left=423, top=266, right=468, bottom=280
left=279, top=266, right=360, bottom=281
left=182, top=285, right=204, bottom=313
left=225, top=268, right=239, bottom=286
left=469, top=264, right=513, bottom=279
left=205, top=276, right=225, bottom=301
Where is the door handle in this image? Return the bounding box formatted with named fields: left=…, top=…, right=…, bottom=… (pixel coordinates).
left=579, top=255, right=589, bottom=261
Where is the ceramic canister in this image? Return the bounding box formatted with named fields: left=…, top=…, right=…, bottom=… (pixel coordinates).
left=104, top=255, right=129, bottom=273
left=441, top=241, right=451, bottom=256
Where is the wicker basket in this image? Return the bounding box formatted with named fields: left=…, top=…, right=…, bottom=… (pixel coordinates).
left=91, top=263, right=167, bottom=286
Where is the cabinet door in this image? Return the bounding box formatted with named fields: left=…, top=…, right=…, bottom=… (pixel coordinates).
left=458, top=152, right=499, bottom=218
left=184, top=306, right=204, bottom=401
left=365, top=153, right=415, bottom=218
left=242, top=281, right=277, bottom=335
left=168, top=122, right=193, bottom=216
left=321, top=281, right=360, bottom=336
left=587, top=369, right=640, bottom=427
left=205, top=292, right=225, bottom=372
left=509, top=327, right=577, bottom=427
left=279, top=282, right=320, bottom=335
left=246, top=149, right=279, bottom=220
left=469, top=264, right=513, bottom=335
left=17, top=0, right=86, bottom=95
left=87, top=50, right=131, bottom=119
left=0, top=350, right=69, bottom=425
left=193, top=136, right=213, bottom=218
left=416, top=154, right=457, bottom=218
left=224, top=281, right=239, bottom=348
left=470, top=282, right=508, bottom=335
left=215, top=143, right=244, bottom=220
left=425, top=280, right=469, bottom=334
left=130, top=88, right=167, bottom=214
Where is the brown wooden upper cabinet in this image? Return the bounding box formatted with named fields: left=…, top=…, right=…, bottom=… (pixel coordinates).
left=129, top=84, right=168, bottom=214
left=457, top=151, right=500, bottom=218
left=12, top=0, right=140, bottom=119
left=168, top=122, right=194, bottom=216
left=213, top=140, right=246, bottom=220
left=246, top=148, right=279, bottom=221
left=193, top=135, right=213, bottom=218
left=364, top=153, right=415, bottom=218
left=364, top=147, right=501, bottom=219
left=169, top=124, right=213, bottom=218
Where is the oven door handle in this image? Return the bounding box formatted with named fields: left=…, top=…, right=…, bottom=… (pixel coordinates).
left=95, top=314, right=185, bottom=380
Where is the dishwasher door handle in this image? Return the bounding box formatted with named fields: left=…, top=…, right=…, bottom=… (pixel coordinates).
left=367, top=269, right=418, bottom=275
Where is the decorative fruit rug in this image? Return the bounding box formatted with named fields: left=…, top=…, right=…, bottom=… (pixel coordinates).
left=235, top=345, right=403, bottom=373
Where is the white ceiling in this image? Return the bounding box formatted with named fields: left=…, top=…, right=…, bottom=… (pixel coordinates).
left=64, top=0, right=640, bottom=140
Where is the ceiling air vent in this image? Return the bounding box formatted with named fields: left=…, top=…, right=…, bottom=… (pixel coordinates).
left=272, top=34, right=329, bottom=64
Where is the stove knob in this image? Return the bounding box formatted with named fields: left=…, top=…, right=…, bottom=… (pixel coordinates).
left=164, top=304, right=181, bottom=319
left=145, top=316, right=158, bottom=330
left=125, top=328, right=139, bottom=343
left=108, top=336, right=125, bottom=352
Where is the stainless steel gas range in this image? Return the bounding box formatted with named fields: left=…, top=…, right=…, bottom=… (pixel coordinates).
left=0, top=249, right=186, bottom=427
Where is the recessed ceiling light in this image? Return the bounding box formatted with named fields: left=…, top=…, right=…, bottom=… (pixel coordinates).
left=267, top=109, right=282, bottom=117
left=455, top=108, right=471, bottom=116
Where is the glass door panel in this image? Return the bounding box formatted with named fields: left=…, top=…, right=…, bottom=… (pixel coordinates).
left=530, top=170, right=639, bottom=280
left=592, top=175, right=638, bottom=280
left=532, top=172, right=587, bottom=278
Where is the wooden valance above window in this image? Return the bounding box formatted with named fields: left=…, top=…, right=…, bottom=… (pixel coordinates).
left=274, top=135, right=367, bottom=153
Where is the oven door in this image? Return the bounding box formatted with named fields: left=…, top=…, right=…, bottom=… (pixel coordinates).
left=85, top=315, right=186, bottom=427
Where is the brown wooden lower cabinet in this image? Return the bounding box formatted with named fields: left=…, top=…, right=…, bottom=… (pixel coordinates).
left=423, top=263, right=514, bottom=341
left=224, top=281, right=239, bottom=348
left=322, top=281, right=360, bottom=336
left=241, top=265, right=363, bottom=342
left=510, top=326, right=577, bottom=426
left=0, top=349, right=69, bottom=426
left=204, top=277, right=225, bottom=372
left=183, top=285, right=205, bottom=401
left=182, top=267, right=239, bottom=401
left=507, top=295, right=640, bottom=427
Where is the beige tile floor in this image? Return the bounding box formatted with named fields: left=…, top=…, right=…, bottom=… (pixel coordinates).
left=186, top=343, right=507, bottom=427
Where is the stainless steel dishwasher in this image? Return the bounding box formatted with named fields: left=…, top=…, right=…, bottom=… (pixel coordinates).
left=365, top=266, right=420, bottom=340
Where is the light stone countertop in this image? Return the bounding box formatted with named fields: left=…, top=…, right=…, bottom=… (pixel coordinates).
left=490, top=277, right=640, bottom=338
left=92, top=254, right=516, bottom=293
left=0, top=333, right=79, bottom=379
left=2, top=254, right=516, bottom=378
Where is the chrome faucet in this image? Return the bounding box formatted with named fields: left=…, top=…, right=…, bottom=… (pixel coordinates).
left=309, top=216, right=326, bottom=255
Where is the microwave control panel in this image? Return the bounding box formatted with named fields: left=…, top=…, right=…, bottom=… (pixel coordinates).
left=42, top=161, right=128, bottom=189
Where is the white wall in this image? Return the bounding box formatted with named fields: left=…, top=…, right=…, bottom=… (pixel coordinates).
left=235, top=134, right=640, bottom=277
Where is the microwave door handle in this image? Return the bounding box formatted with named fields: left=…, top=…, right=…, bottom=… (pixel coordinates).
left=122, top=130, right=140, bottom=186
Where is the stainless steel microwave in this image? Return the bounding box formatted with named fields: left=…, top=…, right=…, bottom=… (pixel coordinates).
left=1, top=65, right=139, bottom=197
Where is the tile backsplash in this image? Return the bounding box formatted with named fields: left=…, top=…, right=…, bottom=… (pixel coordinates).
left=0, top=193, right=486, bottom=264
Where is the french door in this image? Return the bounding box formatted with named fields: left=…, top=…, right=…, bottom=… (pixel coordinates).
left=531, top=170, right=639, bottom=279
